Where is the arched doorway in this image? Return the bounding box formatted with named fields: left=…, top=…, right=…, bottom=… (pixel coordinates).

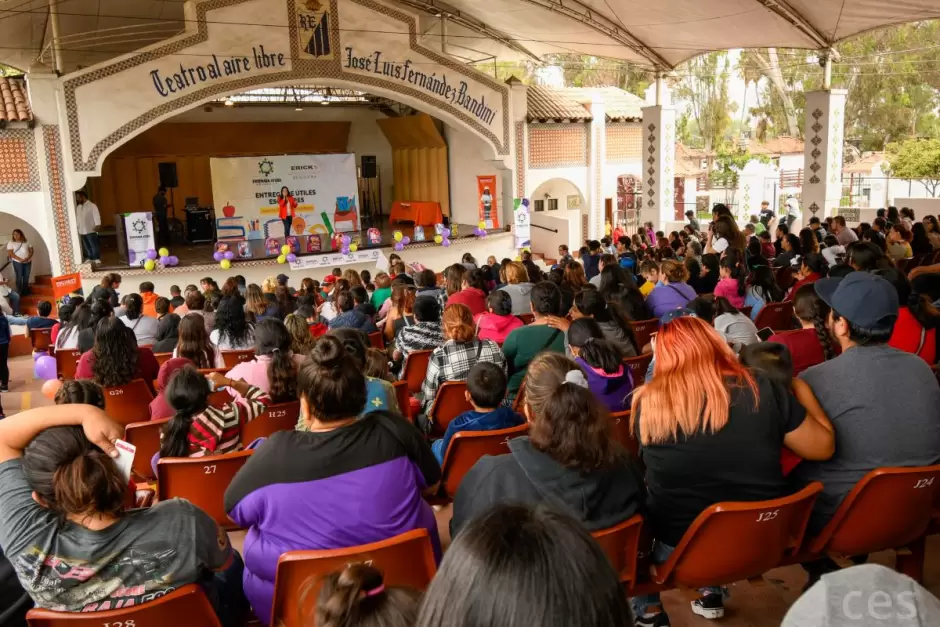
left=529, top=178, right=586, bottom=250
left=0, top=211, right=53, bottom=289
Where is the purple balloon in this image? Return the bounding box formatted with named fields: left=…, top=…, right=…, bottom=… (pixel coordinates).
left=34, top=355, right=57, bottom=381
left=341, top=235, right=351, bottom=246
left=159, top=255, right=170, bottom=265
left=442, top=228, right=451, bottom=238
left=286, top=253, right=297, bottom=263
left=401, top=236, right=411, bottom=245
left=213, top=251, right=224, bottom=262
left=341, top=246, right=350, bottom=255
left=32, top=350, right=46, bottom=362
left=521, top=198, right=530, bottom=208
left=146, top=248, right=158, bottom=260
left=394, top=242, right=404, bottom=251
left=167, top=256, right=178, bottom=266
left=442, top=238, right=451, bottom=247
left=224, top=251, right=235, bottom=261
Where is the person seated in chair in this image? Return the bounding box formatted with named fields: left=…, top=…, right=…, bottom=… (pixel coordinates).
left=431, top=362, right=523, bottom=465
left=8, top=300, right=57, bottom=333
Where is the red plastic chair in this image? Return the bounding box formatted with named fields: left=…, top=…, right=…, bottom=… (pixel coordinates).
left=739, top=305, right=753, bottom=319
left=754, top=301, right=795, bottom=333
left=221, top=349, right=255, bottom=369
left=623, top=354, right=653, bottom=387
left=609, top=410, right=639, bottom=459
left=592, top=514, right=645, bottom=588
left=428, top=381, right=474, bottom=438
left=518, top=313, right=535, bottom=325
left=392, top=379, right=411, bottom=420
left=157, top=450, right=253, bottom=529
left=440, top=424, right=529, bottom=499
left=124, top=418, right=169, bottom=481
left=512, top=378, right=527, bottom=413
left=803, top=465, right=940, bottom=581
left=270, top=529, right=438, bottom=627
left=650, top=482, right=823, bottom=589
left=154, top=351, right=173, bottom=366
left=103, top=379, right=155, bottom=426
left=368, top=331, right=384, bottom=349
left=26, top=584, right=221, bottom=627
left=30, top=328, right=53, bottom=353
left=774, top=266, right=795, bottom=290
left=402, top=349, right=433, bottom=395
left=240, top=401, right=301, bottom=446
left=54, top=349, right=82, bottom=380
left=629, top=318, right=659, bottom=351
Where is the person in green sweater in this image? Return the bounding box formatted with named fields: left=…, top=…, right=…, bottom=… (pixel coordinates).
left=503, top=281, right=567, bottom=402
left=370, top=272, right=392, bottom=310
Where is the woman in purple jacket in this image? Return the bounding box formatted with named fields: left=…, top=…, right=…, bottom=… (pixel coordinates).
left=223, top=335, right=441, bottom=624
left=568, top=318, right=633, bottom=412
left=645, top=259, right=697, bottom=318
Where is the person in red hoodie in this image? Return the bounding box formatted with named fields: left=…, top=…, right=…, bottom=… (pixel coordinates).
left=447, top=268, right=488, bottom=316
left=475, top=290, right=523, bottom=344
left=139, top=281, right=172, bottom=318
left=786, top=253, right=828, bottom=300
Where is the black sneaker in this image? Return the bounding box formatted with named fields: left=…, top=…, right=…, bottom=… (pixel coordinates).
left=635, top=611, right=670, bottom=627
left=0, top=384, right=7, bottom=392
left=691, top=593, right=725, bottom=619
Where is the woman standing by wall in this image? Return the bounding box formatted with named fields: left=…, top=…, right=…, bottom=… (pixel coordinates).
left=6, top=230, right=32, bottom=297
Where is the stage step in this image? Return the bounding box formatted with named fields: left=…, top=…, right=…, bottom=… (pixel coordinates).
left=34, top=275, right=53, bottom=287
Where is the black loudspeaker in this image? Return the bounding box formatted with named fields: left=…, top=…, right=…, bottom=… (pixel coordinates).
left=158, top=162, right=178, bottom=188
left=361, top=155, right=377, bottom=179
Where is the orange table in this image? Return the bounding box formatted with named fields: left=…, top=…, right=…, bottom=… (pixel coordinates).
left=390, top=200, right=444, bottom=226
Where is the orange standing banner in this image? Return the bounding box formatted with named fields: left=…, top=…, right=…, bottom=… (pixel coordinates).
left=477, top=175, right=499, bottom=229
left=51, top=273, right=83, bottom=307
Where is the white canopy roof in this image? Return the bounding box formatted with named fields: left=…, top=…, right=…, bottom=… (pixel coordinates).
left=1, top=0, right=938, bottom=73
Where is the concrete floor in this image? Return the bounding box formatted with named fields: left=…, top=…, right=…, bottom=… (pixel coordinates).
left=6, top=352, right=940, bottom=625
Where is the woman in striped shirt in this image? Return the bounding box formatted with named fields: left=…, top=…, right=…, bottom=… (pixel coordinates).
left=159, top=365, right=270, bottom=459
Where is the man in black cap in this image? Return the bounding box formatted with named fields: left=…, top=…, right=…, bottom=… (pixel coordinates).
left=794, top=272, right=940, bottom=539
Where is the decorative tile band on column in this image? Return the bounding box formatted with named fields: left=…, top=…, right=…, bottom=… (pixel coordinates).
left=515, top=121, right=525, bottom=198
left=0, top=129, right=40, bottom=193
left=595, top=124, right=603, bottom=238
left=646, top=123, right=657, bottom=209
left=808, top=108, right=823, bottom=185
left=43, top=126, right=76, bottom=274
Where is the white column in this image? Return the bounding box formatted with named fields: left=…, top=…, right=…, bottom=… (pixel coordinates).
left=587, top=94, right=607, bottom=241
left=641, top=105, right=676, bottom=230
left=802, top=89, right=847, bottom=226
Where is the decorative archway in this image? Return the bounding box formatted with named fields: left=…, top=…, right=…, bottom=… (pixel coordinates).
left=60, top=0, right=512, bottom=183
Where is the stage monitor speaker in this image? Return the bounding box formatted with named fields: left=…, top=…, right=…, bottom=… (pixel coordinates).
left=361, top=155, right=377, bottom=179
left=158, top=162, right=179, bottom=188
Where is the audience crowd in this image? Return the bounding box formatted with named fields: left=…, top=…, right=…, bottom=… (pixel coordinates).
left=1, top=204, right=940, bottom=627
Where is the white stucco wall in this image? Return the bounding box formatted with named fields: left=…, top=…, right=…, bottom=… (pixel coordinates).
left=445, top=124, right=511, bottom=227
left=0, top=192, right=54, bottom=279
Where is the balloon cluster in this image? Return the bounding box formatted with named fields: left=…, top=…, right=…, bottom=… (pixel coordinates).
left=213, top=248, right=236, bottom=270
left=273, top=245, right=298, bottom=265
left=144, top=247, right=179, bottom=271
left=473, top=221, right=488, bottom=238
left=339, top=235, right=359, bottom=255
left=393, top=230, right=411, bottom=252
left=434, top=226, right=452, bottom=247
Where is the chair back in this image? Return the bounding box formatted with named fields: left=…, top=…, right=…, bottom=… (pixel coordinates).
left=392, top=379, right=411, bottom=419
left=154, top=351, right=173, bottom=366
left=26, top=584, right=221, bottom=627
left=652, top=482, right=823, bottom=588
left=271, top=529, right=437, bottom=627
left=518, top=313, right=535, bottom=325
left=30, top=328, right=53, bottom=352
left=208, top=389, right=232, bottom=409
left=124, top=418, right=169, bottom=481
left=221, top=349, right=255, bottom=369
left=428, top=381, right=474, bottom=438
left=103, top=379, right=155, bottom=426
left=754, top=301, right=795, bottom=333
left=512, top=378, right=527, bottom=412
left=368, top=331, right=384, bottom=349
left=157, top=450, right=253, bottom=529
left=240, top=401, right=301, bottom=446
left=402, top=349, right=433, bottom=395
left=623, top=354, right=653, bottom=386
left=774, top=266, right=795, bottom=290
left=609, top=410, right=638, bottom=459
left=629, top=318, right=659, bottom=351
left=592, top=514, right=644, bottom=586
left=739, top=305, right=753, bottom=319
left=440, top=425, right=529, bottom=498
left=807, top=465, right=940, bottom=556
left=54, top=349, right=82, bottom=380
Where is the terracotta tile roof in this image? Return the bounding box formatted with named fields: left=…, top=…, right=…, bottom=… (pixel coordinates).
left=527, top=85, right=592, bottom=122
left=0, top=77, right=32, bottom=123
left=843, top=151, right=886, bottom=174
left=675, top=142, right=709, bottom=177
left=748, top=135, right=804, bottom=156
left=562, top=87, right=645, bottom=121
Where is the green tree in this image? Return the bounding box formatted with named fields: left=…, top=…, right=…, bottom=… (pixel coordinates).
left=710, top=149, right=769, bottom=208
left=885, top=138, right=940, bottom=197
left=672, top=52, right=736, bottom=153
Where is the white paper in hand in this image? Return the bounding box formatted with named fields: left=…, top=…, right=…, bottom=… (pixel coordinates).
left=113, top=439, right=136, bottom=483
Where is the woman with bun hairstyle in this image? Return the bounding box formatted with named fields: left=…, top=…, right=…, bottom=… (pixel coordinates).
left=645, top=260, right=697, bottom=318
left=567, top=318, right=633, bottom=412
left=224, top=335, right=441, bottom=623
left=451, top=352, right=643, bottom=537
left=0, top=402, right=245, bottom=622
left=118, top=292, right=159, bottom=346
left=312, top=563, right=419, bottom=627
left=502, top=281, right=567, bottom=401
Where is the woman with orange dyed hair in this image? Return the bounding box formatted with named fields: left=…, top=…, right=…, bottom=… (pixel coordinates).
left=629, top=315, right=833, bottom=625
left=419, top=304, right=506, bottom=417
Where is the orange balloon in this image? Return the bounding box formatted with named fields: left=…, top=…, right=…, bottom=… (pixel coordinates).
left=41, top=379, right=61, bottom=400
